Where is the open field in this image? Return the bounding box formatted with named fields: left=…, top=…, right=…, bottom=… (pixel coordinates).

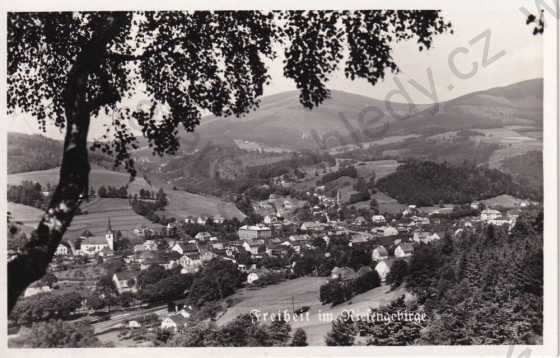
left=372, top=191, right=408, bottom=214
left=355, top=159, right=400, bottom=181
left=217, top=277, right=409, bottom=346
left=66, top=198, right=162, bottom=240
left=8, top=166, right=246, bottom=222
left=481, top=194, right=536, bottom=208
left=165, top=190, right=246, bottom=220
left=8, top=202, right=44, bottom=233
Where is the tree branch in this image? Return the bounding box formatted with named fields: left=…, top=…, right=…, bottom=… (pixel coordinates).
left=108, top=36, right=189, bottom=62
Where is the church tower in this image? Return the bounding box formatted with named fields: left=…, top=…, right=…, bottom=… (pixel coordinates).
left=105, top=217, right=114, bottom=250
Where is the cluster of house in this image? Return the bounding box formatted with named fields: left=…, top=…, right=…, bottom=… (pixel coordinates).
left=183, top=215, right=225, bottom=225
left=44, top=191, right=526, bottom=306
left=325, top=239, right=416, bottom=285
left=253, top=194, right=307, bottom=220
left=479, top=208, right=520, bottom=229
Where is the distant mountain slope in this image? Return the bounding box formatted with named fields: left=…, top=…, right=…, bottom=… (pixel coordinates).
left=8, top=133, right=63, bottom=174
left=191, top=90, right=423, bottom=150
left=8, top=132, right=115, bottom=174
left=188, top=79, right=542, bottom=150
left=386, top=78, right=543, bottom=136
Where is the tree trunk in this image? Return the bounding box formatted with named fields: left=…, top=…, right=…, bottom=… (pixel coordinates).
left=8, top=14, right=127, bottom=314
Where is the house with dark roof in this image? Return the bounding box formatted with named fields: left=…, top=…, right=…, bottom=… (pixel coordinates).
left=247, top=267, right=272, bottom=284
left=394, top=242, right=414, bottom=258
left=242, top=239, right=265, bottom=256
left=330, top=266, right=357, bottom=281
left=112, top=271, right=139, bottom=294
left=161, top=314, right=189, bottom=332
left=171, top=242, right=199, bottom=255
left=371, top=245, right=389, bottom=261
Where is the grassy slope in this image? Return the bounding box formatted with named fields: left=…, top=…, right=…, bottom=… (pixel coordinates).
left=67, top=198, right=163, bottom=239
left=8, top=166, right=246, bottom=225
left=217, top=277, right=409, bottom=346
left=165, top=190, right=246, bottom=220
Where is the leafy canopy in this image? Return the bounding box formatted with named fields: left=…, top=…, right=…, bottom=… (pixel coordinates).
left=8, top=11, right=451, bottom=176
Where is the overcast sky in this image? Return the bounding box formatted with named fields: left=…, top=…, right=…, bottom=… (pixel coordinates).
left=10, top=2, right=543, bottom=140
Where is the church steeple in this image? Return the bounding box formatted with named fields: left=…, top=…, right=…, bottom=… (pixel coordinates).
left=106, top=217, right=114, bottom=251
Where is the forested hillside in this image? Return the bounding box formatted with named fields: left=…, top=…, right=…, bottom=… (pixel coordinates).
left=8, top=133, right=115, bottom=174
left=376, top=160, right=539, bottom=206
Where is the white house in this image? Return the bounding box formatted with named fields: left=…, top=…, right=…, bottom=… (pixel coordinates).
left=112, top=271, right=138, bottom=295
left=402, top=205, right=419, bottom=216
left=24, top=283, right=51, bottom=298
left=161, top=314, right=189, bottom=332
left=413, top=231, right=441, bottom=244
left=375, top=260, right=392, bottom=282
left=197, top=216, right=209, bottom=225
left=238, top=225, right=272, bottom=240
left=142, top=240, right=158, bottom=251
left=371, top=245, right=389, bottom=261
left=213, top=216, right=225, bottom=224
left=179, top=253, right=203, bottom=274
left=371, top=215, right=386, bottom=225
left=246, top=267, right=271, bottom=284
left=263, top=215, right=278, bottom=225
left=300, top=221, right=326, bottom=232
left=243, top=240, right=265, bottom=256
left=394, top=243, right=414, bottom=258
left=480, top=209, right=502, bottom=222
left=195, top=232, right=213, bottom=241
left=171, top=242, right=198, bottom=256
left=54, top=243, right=70, bottom=256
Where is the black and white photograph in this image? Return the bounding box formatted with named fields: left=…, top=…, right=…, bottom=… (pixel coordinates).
left=2, top=0, right=558, bottom=355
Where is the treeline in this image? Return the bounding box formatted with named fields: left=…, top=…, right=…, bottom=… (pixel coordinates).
left=129, top=188, right=170, bottom=224
left=98, top=185, right=128, bottom=198
left=317, top=166, right=357, bottom=186
left=9, top=291, right=83, bottom=324
left=292, top=237, right=371, bottom=277
left=320, top=270, right=381, bottom=306
left=166, top=314, right=307, bottom=347
left=377, top=160, right=534, bottom=206
left=246, top=152, right=335, bottom=180
left=7, top=181, right=47, bottom=209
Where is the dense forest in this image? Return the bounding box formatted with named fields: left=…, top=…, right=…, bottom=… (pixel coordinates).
left=326, top=209, right=543, bottom=345
left=376, top=160, right=539, bottom=206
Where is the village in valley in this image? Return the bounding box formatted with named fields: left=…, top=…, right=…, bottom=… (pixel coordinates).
left=7, top=153, right=540, bottom=346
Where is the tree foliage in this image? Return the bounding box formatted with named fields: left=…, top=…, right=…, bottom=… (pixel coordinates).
left=19, top=320, right=102, bottom=348
left=7, top=10, right=451, bottom=312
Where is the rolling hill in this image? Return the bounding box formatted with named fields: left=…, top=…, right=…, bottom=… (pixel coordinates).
left=188, top=79, right=542, bottom=152
left=7, top=166, right=246, bottom=224
left=7, top=78, right=543, bottom=201
left=190, top=90, right=424, bottom=150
